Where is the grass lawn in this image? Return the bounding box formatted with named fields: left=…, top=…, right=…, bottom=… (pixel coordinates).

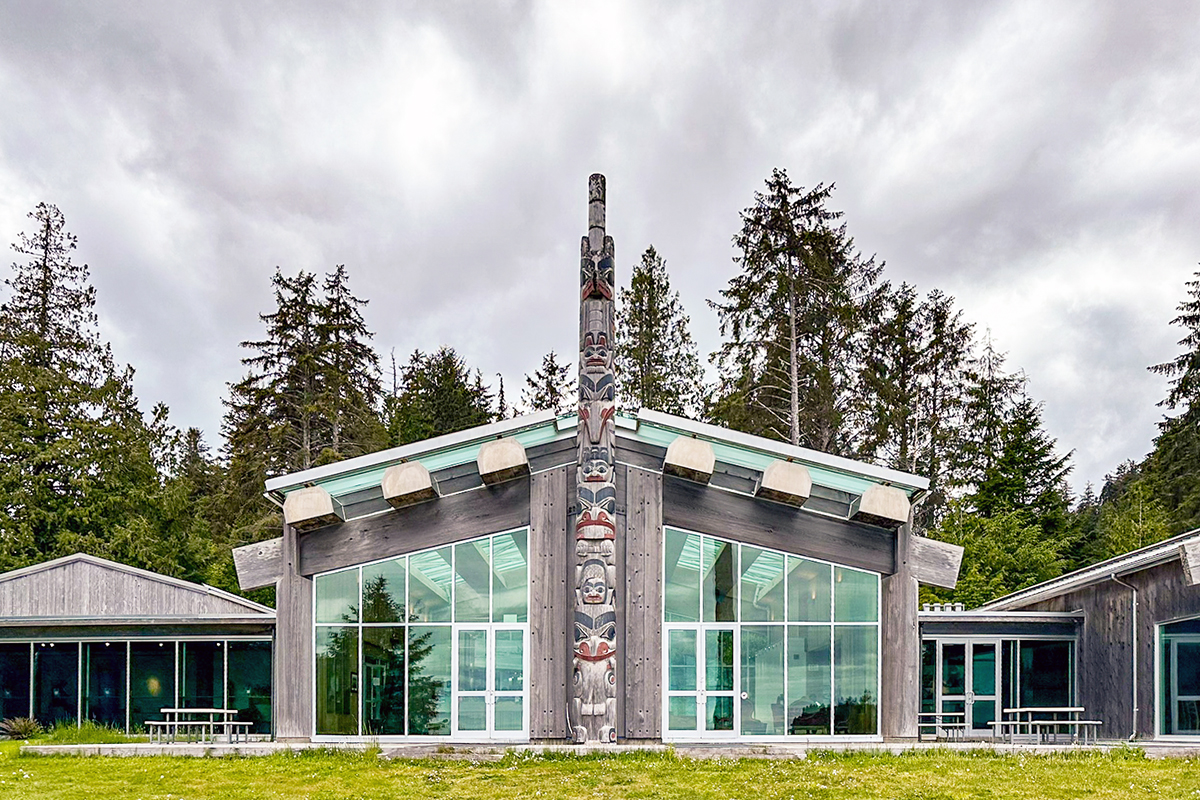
left=0, top=743, right=1197, bottom=800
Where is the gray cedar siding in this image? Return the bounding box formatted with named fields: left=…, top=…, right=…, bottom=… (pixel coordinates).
left=0, top=557, right=263, bottom=618
left=529, top=466, right=570, bottom=739
left=623, top=466, right=663, bottom=739
left=275, top=523, right=313, bottom=740
left=661, top=476, right=897, bottom=575
left=1017, top=560, right=1200, bottom=739
left=880, top=522, right=918, bottom=739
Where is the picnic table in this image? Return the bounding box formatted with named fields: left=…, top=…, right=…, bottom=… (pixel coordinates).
left=917, top=711, right=966, bottom=740
left=146, top=708, right=254, bottom=744
left=989, top=707, right=1101, bottom=745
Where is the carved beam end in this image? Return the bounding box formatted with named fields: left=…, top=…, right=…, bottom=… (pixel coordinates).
left=381, top=461, right=439, bottom=509
left=755, top=460, right=812, bottom=507
left=663, top=436, right=715, bottom=484
left=478, top=438, right=530, bottom=485
left=850, top=484, right=911, bottom=528
left=282, top=486, right=345, bottom=532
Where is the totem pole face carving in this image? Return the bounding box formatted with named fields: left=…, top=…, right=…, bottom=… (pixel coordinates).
left=573, top=174, right=619, bottom=745
left=580, top=560, right=609, bottom=604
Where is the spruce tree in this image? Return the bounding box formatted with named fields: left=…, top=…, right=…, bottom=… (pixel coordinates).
left=522, top=351, right=574, bottom=415
left=1146, top=270, right=1200, bottom=531
left=0, top=203, right=160, bottom=568
left=384, top=347, right=495, bottom=445
left=615, top=246, right=703, bottom=417
left=710, top=169, right=883, bottom=454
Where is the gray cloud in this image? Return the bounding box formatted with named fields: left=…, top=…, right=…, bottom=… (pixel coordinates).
left=0, top=0, right=1196, bottom=491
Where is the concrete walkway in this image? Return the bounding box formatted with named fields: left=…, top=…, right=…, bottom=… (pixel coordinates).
left=20, top=739, right=1200, bottom=759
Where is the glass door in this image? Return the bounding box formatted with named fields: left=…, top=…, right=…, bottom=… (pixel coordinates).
left=938, top=640, right=1000, bottom=738
left=968, top=642, right=999, bottom=737
left=1170, top=637, right=1200, bottom=734
left=453, top=626, right=526, bottom=739
left=664, top=626, right=738, bottom=738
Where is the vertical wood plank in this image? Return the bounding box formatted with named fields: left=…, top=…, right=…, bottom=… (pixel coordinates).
left=623, top=466, right=662, bottom=739
left=275, top=523, right=313, bottom=740
left=881, top=524, right=918, bottom=739
left=529, top=466, right=569, bottom=739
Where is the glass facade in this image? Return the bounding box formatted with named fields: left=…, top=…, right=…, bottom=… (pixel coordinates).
left=663, top=528, right=880, bottom=738
left=920, top=637, right=1074, bottom=738
left=313, top=528, right=529, bottom=738
left=0, top=639, right=271, bottom=733
left=1160, top=617, right=1200, bottom=735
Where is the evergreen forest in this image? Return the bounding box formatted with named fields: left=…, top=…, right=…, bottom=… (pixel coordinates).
left=2, top=175, right=1198, bottom=610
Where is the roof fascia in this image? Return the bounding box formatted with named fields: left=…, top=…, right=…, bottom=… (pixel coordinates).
left=981, top=530, right=1200, bottom=611
left=264, top=410, right=561, bottom=499
left=633, top=408, right=930, bottom=496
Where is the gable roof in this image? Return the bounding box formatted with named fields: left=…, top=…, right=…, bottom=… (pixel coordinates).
left=262, top=407, right=929, bottom=521
left=0, top=553, right=274, bottom=620
left=981, top=529, right=1200, bottom=611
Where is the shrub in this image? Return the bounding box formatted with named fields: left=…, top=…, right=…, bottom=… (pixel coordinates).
left=0, top=717, right=42, bottom=740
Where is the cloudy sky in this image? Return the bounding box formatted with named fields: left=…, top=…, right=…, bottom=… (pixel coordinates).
left=1, top=1, right=1197, bottom=492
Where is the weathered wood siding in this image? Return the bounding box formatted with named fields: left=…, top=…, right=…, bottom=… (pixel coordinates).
left=298, top=478, right=531, bottom=576
left=623, top=466, right=663, bottom=739
left=529, top=466, right=570, bottom=739
left=662, top=476, right=897, bottom=575
left=1019, top=560, right=1200, bottom=739
left=881, top=523, right=918, bottom=739
left=0, top=558, right=260, bottom=618
left=275, top=524, right=313, bottom=740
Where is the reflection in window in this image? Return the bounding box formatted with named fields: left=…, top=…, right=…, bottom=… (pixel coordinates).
left=0, top=644, right=30, bottom=721
left=84, top=642, right=125, bottom=728
left=492, top=530, right=528, bottom=623
left=702, top=538, right=737, bottom=622
left=455, top=540, right=491, bottom=623
left=834, top=568, right=878, bottom=623
left=34, top=642, right=78, bottom=726
left=363, top=628, right=405, bottom=735
left=834, top=626, right=877, bottom=735
left=315, top=627, right=358, bottom=735
left=788, top=626, right=831, bottom=735
left=362, top=561, right=405, bottom=623
left=664, top=529, right=701, bottom=622
left=179, top=641, right=223, bottom=709
left=663, top=528, right=879, bottom=738
left=227, top=641, right=272, bottom=734
left=130, top=642, right=175, bottom=727
left=407, top=626, right=450, bottom=735
left=788, top=558, right=831, bottom=623
left=314, top=530, right=530, bottom=738
left=740, top=547, right=784, bottom=622
left=409, top=548, right=453, bottom=623
left=315, top=570, right=360, bottom=624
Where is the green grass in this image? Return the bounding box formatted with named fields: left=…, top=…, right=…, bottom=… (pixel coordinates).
left=35, top=721, right=142, bottom=745
left=0, top=746, right=1197, bottom=799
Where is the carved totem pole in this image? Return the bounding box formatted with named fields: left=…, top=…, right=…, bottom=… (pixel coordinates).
left=572, top=173, right=618, bottom=743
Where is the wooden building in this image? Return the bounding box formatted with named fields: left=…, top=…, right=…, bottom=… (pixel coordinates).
left=974, top=530, right=1200, bottom=741
left=0, top=553, right=275, bottom=733
left=231, top=174, right=965, bottom=745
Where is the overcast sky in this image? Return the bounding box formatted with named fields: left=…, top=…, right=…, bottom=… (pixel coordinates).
left=1, top=1, right=1197, bottom=493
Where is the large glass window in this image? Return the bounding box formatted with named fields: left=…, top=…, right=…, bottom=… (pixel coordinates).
left=83, top=642, right=126, bottom=728
left=1160, top=617, right=1200, bottom=735
left=314, top=528, right=530, bottom=738
left=179, top=641, right=224, bottom=708
left=34, top=642, right=78, bottom=726
left=227, top=641, right=272, bottom=734
left=130, top=642, right=175, bottom=727
left=662, top=529, right=879, bottom=739
left=0, top=644, right=31, bottom=720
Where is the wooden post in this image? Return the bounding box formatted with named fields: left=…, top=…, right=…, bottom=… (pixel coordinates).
left=274, top=523, right=313, bottom=740
left=880, top=518, right=919, bottom=739
left=572, top=174, right=619, bottom=743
